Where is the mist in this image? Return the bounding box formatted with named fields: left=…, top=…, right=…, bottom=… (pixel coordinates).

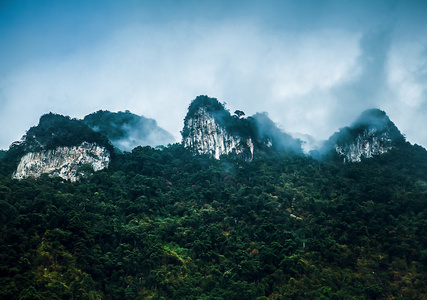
left=1, top=0, right=427, bottom=150
left=83, top=110, right=175, bottom=152
left=251, top=112, right=303, bottom=154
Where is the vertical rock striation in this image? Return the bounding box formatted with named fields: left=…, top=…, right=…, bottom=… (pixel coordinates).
left=13, top=142, right=110, bottom=182
left=181, top=95, right=303, bottom=160
left=318, top=109, right=406, bottom=162
left=183, top=107, right=254, bottom=160
left=335, top=128, right=394, bottom=163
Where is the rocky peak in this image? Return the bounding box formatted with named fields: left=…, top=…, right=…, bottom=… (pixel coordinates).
left=181, top=95, right=303, bottom=160
left=182, top=96, right=254, bottom=160
left=9, top=113, right=112, bottom=181
left=320, top=109, right=405, bottom=163
left=13, top=142, right=110, bottom=182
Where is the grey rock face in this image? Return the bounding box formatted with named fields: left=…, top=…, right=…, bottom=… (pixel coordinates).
left=13, top=142, right=110, bottom=181
left=183, top=107, right=254, bottom=160
left=313, top=109, right=405, bottom=162
left=335, top=128, right=393, bottom=163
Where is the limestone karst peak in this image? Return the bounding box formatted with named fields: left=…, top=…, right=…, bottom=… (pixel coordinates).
left=8, top=113, right=112, bottom=181
left=315, top=108, right=406, bottom=162
left=181, top=96, right=254, bottom=160
left=181, top=95, right=303, bottom=160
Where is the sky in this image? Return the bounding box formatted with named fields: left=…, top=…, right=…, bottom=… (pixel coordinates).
left=1, top=0, right=427, bottom=150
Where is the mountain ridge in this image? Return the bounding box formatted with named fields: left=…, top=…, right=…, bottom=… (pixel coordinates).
left=0, top=96, right=423, bottom=181
left=315, top=108, right=406, bottom=162
left=1, top=98, right=427, bottom=299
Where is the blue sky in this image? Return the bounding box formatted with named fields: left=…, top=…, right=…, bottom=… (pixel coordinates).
left=1, top=0, right=427, bottom=150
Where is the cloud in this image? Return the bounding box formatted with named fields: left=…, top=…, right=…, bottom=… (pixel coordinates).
left=328, top=29, right=393, bottom=127
left=1, top=1, right=427, bottom=151
left=0, top=18, right=362, bottom=149
left=386, top=40, right=427, bottom=147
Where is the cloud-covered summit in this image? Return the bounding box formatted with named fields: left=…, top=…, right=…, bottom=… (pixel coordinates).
left=313, top=108, right=406, bottom=162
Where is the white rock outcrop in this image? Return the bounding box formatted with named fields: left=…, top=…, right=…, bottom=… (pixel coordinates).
left=183, top=108, right=254, bottom=160
left=13, top=142, right=110, bottom=181
left=335, top=128, right=393, bottom=163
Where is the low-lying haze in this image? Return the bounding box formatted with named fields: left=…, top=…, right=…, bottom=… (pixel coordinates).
left=1, top=0, right=426, bottom=150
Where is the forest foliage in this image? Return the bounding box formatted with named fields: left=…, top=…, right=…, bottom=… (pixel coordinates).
left=1, top=141, right=427, bottom=299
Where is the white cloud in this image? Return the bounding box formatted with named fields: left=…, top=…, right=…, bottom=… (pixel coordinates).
left=385, top=39, right=427, bottom=147
left=0, top=21, right=362, bottom=148
left=1, top=1, right=427, bottom=151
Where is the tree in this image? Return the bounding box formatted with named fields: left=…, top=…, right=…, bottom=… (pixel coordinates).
left=234, top=110, right=245, bottom=118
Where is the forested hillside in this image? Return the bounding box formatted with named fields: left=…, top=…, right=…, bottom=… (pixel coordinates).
left=1, top=142, right=426, bottom=299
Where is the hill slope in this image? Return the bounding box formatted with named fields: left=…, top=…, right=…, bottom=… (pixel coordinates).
left=1, top=100, right=427, bottom=298
left=1, top=141, right=426, bottom=299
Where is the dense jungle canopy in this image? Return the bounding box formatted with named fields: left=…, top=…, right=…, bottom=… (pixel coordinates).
left=0, top=143, right=426, bottom=299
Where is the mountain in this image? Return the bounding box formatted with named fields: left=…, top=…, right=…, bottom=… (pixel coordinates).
left=7, top=113, right=112, bottom=181
left=1, top=101, right=427, bottom=299
left=5, top=109, right=174, bottom=181
left=83, top=110, right=175, bottom=151
left=181, top=96, right=255, bottom=160
left=181, top=95, right=303, bottom=160
left=1, top=131, right=427, bottom=299
left=315, top=109, right=406, bottom=162
left=0, top=102, right=416, bottom=182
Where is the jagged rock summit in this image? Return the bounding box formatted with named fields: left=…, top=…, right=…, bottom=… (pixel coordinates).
left=181, top=96, right=254, bottom=160
left=10, top=113, right=113, bottom=181
left=181, top=95, right=303, bottom=160
left=318, top=109, right=406, bottom=162
left=83, top=110, right=175, bottom=151
left=5, top=99, right=413, bottom=182
left=8, top=110, right=177, bottom=181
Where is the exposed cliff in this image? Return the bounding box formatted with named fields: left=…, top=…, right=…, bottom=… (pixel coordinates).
left=8, top=113, right=113, bottom=180
left=183, top=106, right=254, bottom=160
left=181, top=96, right=303, bottom=160
left=318, top=109, right=406, bottom=162
left=335, top=128, right=394, bottom=163
left=13, top=142, right=110, bottom=181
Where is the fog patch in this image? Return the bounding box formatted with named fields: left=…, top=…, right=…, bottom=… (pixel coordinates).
left=251, top=112, right=303, bottom=154
left=83, top=110, right=175, bottom=152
